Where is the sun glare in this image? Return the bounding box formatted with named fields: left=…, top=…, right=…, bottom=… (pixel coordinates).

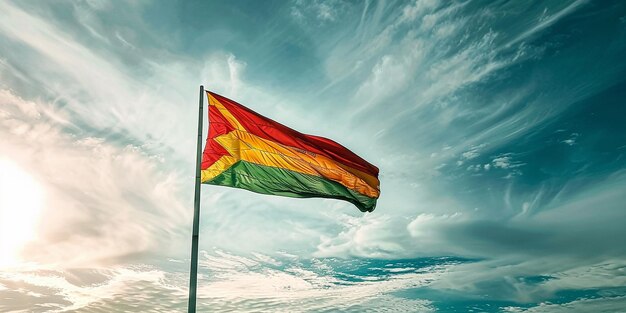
left=0, top=158, right=43, bottom=268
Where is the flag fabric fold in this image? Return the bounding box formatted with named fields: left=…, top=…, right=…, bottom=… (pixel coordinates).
left=201, top=91, right=380, bottom=212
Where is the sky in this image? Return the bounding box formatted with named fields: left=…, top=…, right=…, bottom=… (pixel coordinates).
left=0, top=0, right=625, bottom=312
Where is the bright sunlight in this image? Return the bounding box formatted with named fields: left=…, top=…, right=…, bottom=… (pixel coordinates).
left=0, top=158, right=43, bottom=267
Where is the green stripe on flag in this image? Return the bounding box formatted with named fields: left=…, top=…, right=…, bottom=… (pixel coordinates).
left=205, top=161, right=377, bottom=212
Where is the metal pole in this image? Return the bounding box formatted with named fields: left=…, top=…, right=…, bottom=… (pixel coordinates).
left=188, top=85, right=204, bottom=313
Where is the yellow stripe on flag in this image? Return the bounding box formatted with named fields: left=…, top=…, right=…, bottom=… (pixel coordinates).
left=203, top=130, right=379, bottom=198
left=208, top=92, right=246, bottom=131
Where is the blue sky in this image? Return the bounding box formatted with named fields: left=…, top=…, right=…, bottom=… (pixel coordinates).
left=1, top=0, right=625, bottom=312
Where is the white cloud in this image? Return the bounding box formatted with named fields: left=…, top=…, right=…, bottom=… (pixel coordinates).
left=1, top=89, right=189, bottom=266
left=0, top=250, right=448, bottom=312
left=562, top=132, right=579, bottom=146
left=290, top=0, right=347, bottom=24
left=503, top=296, right=626, bottom=313
left=461, top=144, right=487, bottom=160
left=0, top=266, right=175, bottom=312
left=353, top=51, right=420, bottom=108
left=314, top=214, right=409, bottom=259
left=506, top=0, right=589, bottom=47
left=195, top=250, right=441, bottom=312
left=407, top=213, right=464, bottom=245
left=399, top=0, right=440, bottom=23
left=313, top=212, right=470, bottom=259
left=317, top=0, right=595, bottom=184
left=491, top=153, right=525, bottom=172
left=0, top=1, right=236, bottom=159
left=492, top=156, right=513, bottom=168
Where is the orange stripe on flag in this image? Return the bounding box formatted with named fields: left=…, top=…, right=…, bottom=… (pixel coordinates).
left=202, top=130, right=380, bottom=198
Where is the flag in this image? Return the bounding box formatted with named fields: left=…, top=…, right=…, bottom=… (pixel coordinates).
left=200, top=91, right=380, bottom=212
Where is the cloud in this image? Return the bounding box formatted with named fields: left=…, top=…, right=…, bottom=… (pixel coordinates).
left=443, top=177, right=626, bottom=300
left=506, top=0, right=590, bottom=47
left=311, top=170, right=626, bottom=302
left=194, top=250, right=443, bottom=312
left=492, top=153, right=525, bottom=169
left=200, top=53, right=247, bottom=98
left=314, top=214, right=410, bottom=259
left=492, top=156, right=513, bottom=169
left=316, top=0, right=605, bottom=193
left=0, top=0, right=372, bottom=263
left=0, top=1, right=223, bottom=160
left=313, top=212, right=472, bottom=259
left=1, top=89, right=189, bottom=266
left=562, top=132, right=579, bottom=146
left=0, top=264, right=181, bottom=312
left=461, top=144, right=487, bottom=161
left=504, top=296, right=626, bottom=312
left=290, top=0, right=348, bottom=24
left=0, top=250, right=457, bottom=312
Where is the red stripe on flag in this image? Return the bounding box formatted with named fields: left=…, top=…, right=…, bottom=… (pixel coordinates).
left=208, top=91, right=379, bottom=176
left=202, top=104, right=235, bottom=169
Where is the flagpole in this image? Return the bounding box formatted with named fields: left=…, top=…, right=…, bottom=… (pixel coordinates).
left=188, top=85, right=204, bottom=313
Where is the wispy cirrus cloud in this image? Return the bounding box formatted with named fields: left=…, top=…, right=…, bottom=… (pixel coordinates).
left=0, top=0, right=365, bottom=265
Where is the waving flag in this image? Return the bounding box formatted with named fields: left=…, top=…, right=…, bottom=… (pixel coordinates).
left=200, top=91, right=380, bottom=212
